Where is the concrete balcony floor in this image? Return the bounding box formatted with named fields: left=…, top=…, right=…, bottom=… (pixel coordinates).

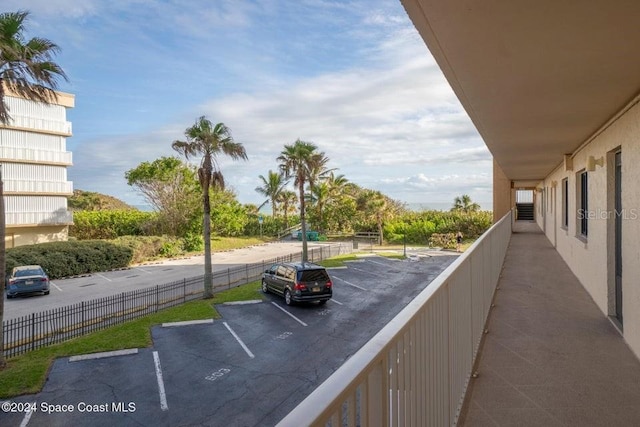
left=460, top=221, right=640, bottom=426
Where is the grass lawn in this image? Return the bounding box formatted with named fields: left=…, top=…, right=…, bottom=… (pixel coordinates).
left=0, top=281, right=263, bottom=398
left=209, top=236, right=271, bottom=252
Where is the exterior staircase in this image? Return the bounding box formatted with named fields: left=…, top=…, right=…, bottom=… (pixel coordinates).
left=516, top=203, right=534, bottom=220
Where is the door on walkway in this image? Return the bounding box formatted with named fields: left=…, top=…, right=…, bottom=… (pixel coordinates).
left=614, top=151, right=623, bottom=325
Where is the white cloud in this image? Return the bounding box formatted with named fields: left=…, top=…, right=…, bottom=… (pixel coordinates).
left=24, top=0, right=492, bottom=210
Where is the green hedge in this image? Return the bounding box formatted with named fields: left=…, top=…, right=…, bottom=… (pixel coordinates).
left=69, top=210, right=159, bottom=240
left=384, top=210, right=492, bottom=245
left=6, top=241, right=133, bottom=279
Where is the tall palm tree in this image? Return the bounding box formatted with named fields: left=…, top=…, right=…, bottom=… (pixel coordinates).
left=0, top=10, right=68, bottom=369
left=278, top=139, right=325, bottom=262
left=0, top=11, right=68, bottom=124
left=277, top=190, right=298, bottom=229
left=308, top=181, right=330, bottom=232
left=357, top=190, right=387, bottom=245
left=172, top=117, right=247, bottom=298
left=451, top=194, right=481, bottom=213
left=255, top=170, right=286, bottom=218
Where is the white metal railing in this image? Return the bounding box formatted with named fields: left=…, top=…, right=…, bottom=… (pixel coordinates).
left=0, top=146, right=72, bottom=164
left=5, top=210, right=73, bottom=226
left=277, top=211, right=513, bottom=427
left=6, top=114, right=72, bottom=134
left=3, top=180, right=73, bottom=194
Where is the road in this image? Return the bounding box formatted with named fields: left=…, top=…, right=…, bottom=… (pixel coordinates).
left=0, top=253, right=457, bottom=427
left=4, top=241, right=349, bottom=322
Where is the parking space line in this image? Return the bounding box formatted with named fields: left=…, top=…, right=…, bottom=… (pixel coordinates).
left=152, top=351, right=169, bottom=411
left=223, top=322, right=256, bottom=358
left=19, top=407, right=34, bottom=427
left=365, top=258, right=391, bottom=267
left=332, top=276, right=367, bottom=291
left=329, top=298, right=343, bottom=305
left=271, top=302, right=308, bottom=326
left=95, top=273, right=112, bottom=282
left=346, top=266, right=371, bottom=274
left=51, top=282, right=62, bottom=292
left=134, top=267, right=153, bottom=275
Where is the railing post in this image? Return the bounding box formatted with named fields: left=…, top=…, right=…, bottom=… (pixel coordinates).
left=183, top=279, right=186, bottom=303
left=81, top=301, right=85, bottom=335
left=31, top=313, right=35, bottom=351
left=156, top=285, right=160, bottom=312
left=246, top=264, right=249, bottom=283
left=121, top=293, right=125, bottom=323
left=228, top=268, right=231, bottom=289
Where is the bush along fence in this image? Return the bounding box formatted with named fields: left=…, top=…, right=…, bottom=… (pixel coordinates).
left=2, top=242, right=353, bottom=358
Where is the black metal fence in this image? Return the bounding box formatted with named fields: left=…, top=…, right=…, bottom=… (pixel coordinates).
left=2, top=242, right=353, bottom=358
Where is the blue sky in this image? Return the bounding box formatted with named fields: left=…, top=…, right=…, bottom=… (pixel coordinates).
left=11, top=0, right=492, bottom=210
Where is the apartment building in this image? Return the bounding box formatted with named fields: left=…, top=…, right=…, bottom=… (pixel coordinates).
left=0, top=87, right=74, bottom=248
left=400, top=1, right=640, bottom=356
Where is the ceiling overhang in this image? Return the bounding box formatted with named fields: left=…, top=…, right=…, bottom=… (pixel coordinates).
left=400, top=0, right=640, bottom=181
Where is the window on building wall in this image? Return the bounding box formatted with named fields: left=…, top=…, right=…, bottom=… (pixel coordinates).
left=577, top=171, right=588, bottom=237
left=562, top=178, right=568, bottom=229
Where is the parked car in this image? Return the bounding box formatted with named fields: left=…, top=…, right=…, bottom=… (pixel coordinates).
left=262, top=262, right=332, bottom=305
left=291, top=229, right=301, bottom=240
left=6, top=265, right=50, bottom=299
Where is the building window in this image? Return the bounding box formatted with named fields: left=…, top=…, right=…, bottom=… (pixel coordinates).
left=578, top=171, right=588, bottom=237
left=562, top=178, right=568, bottom=229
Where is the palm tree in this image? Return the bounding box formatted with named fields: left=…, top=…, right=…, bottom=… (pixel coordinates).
left=357, top=190, right=387, bottom=245
left=0, top=10, right=68, bottom=369
left=308, top=181, right=330, bottom=232
left=277, top=190, right=298, bottom=229
left=255, top=170, right=286, bottom=218
left=278, top=139, right=325, bottom=262
left=0, top=11, right=68, bottom=124
left=172, top=117, right=247, bottom=298
left=451, top=194, right=481, bottom=213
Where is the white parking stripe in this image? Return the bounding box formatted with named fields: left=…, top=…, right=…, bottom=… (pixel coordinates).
left=271, top=302, right=308, bottom=327
left=365, top=258, right=389, bottom=267
left=95, top=273, right=112, bottom=282
left=134, top=267, right=153, bottom=275
left=152, top=351, right=169, bottom=411
left=332, top=276, right=367, bottom=291
left=347, top=266, right=370, bottom=274
left=51, top=282, right=62, bottom=292
left=329, top=298, right=343, bottom=305
left=19, top=408, right=34, bottom=427
left=223, top=322, right=255, bottom=358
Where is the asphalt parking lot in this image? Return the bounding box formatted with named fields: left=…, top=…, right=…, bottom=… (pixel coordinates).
left=0, top=254, right=456, bottom=427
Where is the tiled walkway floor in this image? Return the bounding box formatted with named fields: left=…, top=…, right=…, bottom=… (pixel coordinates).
left=460, top=221, right=640, bottom=426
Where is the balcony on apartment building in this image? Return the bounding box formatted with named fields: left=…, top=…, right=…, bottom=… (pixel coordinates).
left=4, top=114, right=72, bottom=135
left=0, top=146, right=73, bottom=165
left=2, top=179, right=73, bottom=195
left=277, top=213, right=640, bottom=426
left=4, top=210, right=73, bottom=226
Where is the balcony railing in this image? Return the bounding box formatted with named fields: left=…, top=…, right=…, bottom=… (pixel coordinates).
left=277, top=211, right=512, bottom=427
left=0, top=146, right=72, bottom=164
left=3, top=180, right=73, bottom=194
left=5, top=115, right=72, bottom=134
left=5, top=210, right=73, bottom=226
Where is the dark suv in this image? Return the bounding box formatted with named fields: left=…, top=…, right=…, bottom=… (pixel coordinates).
left=262, top=262, right=332, bottom=305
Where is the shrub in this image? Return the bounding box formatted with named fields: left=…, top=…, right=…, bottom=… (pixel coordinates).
left=428, top=233, right=457, bottom=249
left=5, top=241, right=133, bottom=279
left=110, top=236, right=181, bottom=264
left=70, top=210, right=158, bottom=240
